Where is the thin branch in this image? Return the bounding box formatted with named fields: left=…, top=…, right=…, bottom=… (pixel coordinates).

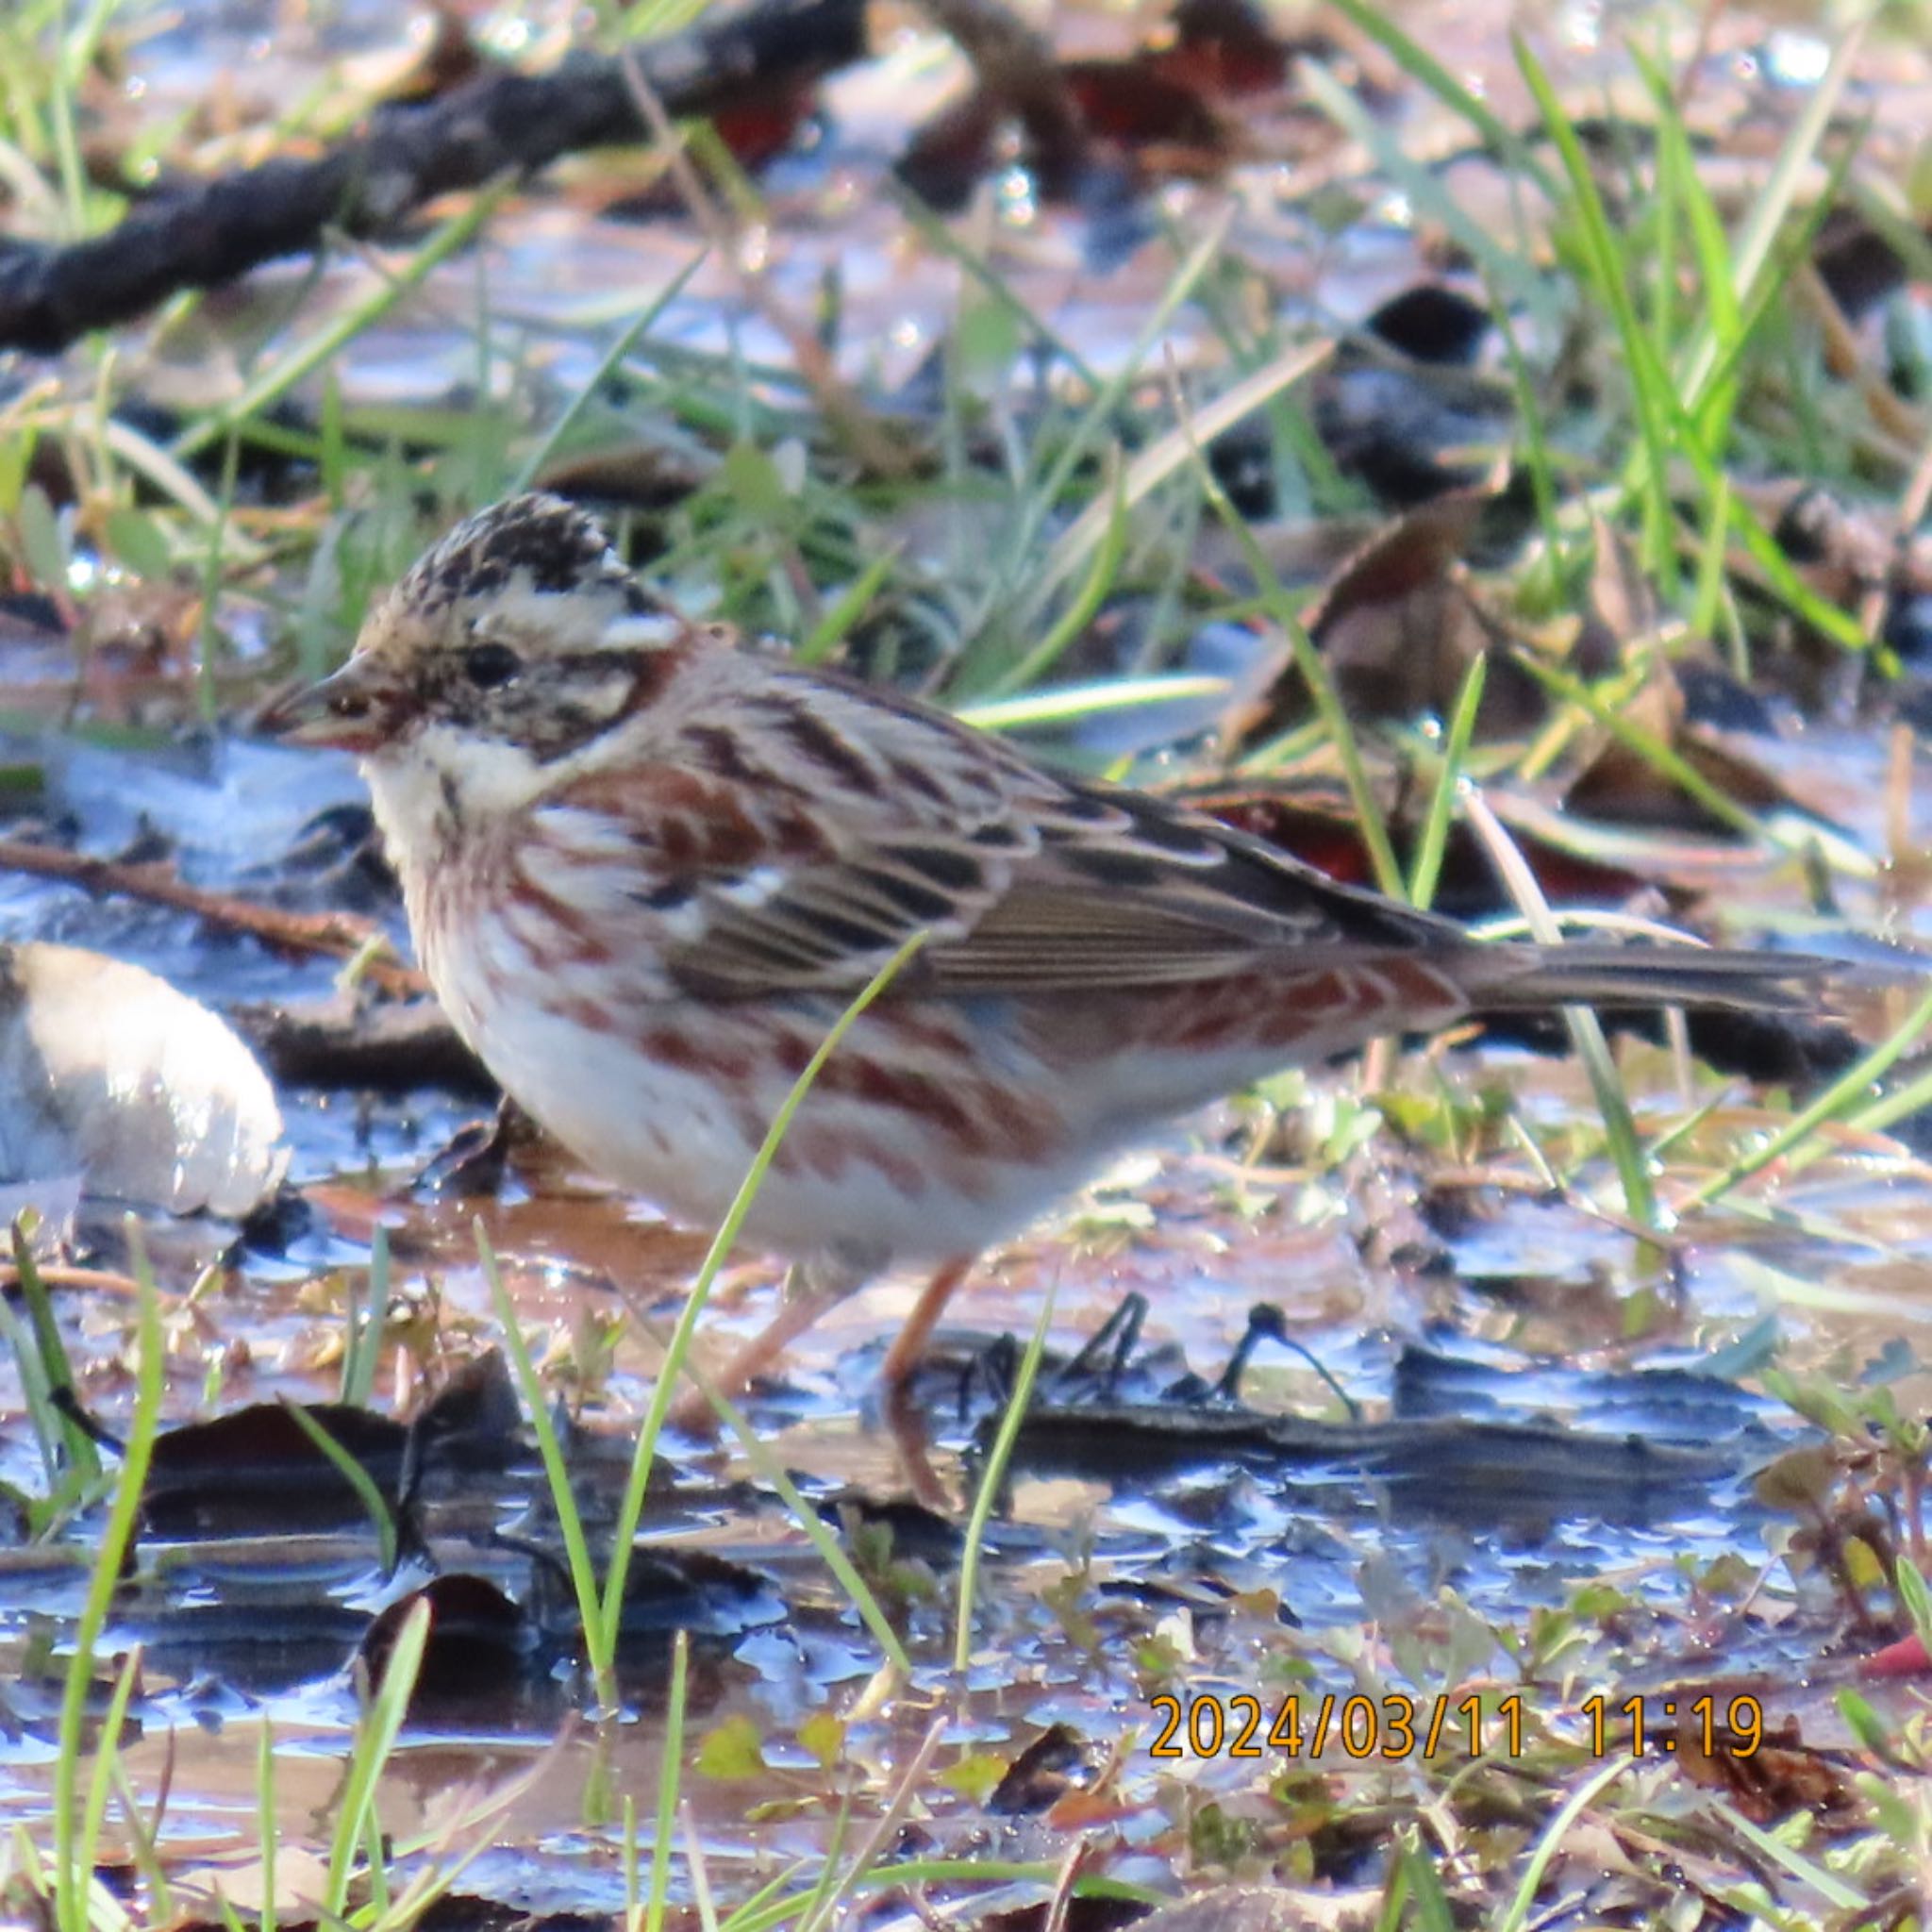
left=0, top=0, right=869, bottom=352
left=0, top=836, right=425, bottom=994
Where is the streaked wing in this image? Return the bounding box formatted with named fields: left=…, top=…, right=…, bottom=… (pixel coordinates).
left=547, top=669, right=1453, bottom=1000
left=924, top=791, right=1440, bottom=991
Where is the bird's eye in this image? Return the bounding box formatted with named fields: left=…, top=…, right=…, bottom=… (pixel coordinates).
left=462, top=641, right=522, bottom=689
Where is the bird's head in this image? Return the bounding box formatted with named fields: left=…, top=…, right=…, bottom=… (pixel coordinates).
left=265, top=492, right=687, bottom=772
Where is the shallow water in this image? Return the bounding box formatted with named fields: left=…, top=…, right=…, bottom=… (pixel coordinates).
left=6, top=0, right=1932, bottom=1916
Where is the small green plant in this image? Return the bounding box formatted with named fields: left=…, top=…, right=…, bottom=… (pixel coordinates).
left=0, top=1217, right=103, bottom=1532
left=50, top=1220, right=161, bottom=1932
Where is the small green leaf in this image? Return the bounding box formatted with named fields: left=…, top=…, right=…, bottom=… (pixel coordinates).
left=721, top=441, right=789, bottom=522
left=938, top=1752, right=1006, bottom=1805
left=744, top=1796, right=812, bottom=1824
left=1896, top=1556, right=1932, bottom=1651
left=1854, top=1769, right=1916, bottom=1842
left=1844, top=1536, right=1886, bottom=1592
left=1837, top=1690, right=1893, bottom=1758
left=106, top=508, right=173, bottom=581
left=0, top=431, right=32, bottom=516
left=797, top=1710, right=845, bottom=1771
left=17, top=485, right=67, bottom=593
left=694, top=1714, right=767, bottom=1781
left=1909, top=133, right=1932, bottom=221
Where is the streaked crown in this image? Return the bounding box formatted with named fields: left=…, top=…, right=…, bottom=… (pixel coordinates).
left=403, top=492, right=658, bottom=620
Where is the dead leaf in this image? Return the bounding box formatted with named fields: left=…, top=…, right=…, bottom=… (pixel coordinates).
left=1225, top=478, right=1544, bottom=752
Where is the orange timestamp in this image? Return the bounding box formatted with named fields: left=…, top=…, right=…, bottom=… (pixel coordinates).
left=1148, top=1690, right=1527, bottom=1761
left=1145, top=1690, right=1767, bottom=1761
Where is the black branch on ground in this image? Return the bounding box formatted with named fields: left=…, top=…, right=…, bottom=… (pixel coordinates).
left=0, top=0, right=869, bottom=354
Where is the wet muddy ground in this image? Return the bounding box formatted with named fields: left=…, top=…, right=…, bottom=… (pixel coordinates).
left=5, top=0, right=1932, bottom=1924
left=5, top=708, right=1930, bottom=1914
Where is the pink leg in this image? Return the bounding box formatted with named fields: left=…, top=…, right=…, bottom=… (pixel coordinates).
left=879, top=1257, right=974, bottom=1507
left=879, top=1257, right=974, bottom=1396
left=671, top=1255, right=977, bottom=1510
left=671, top=1263, right=855, bottom=1433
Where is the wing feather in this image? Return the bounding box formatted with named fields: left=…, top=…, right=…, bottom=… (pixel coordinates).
left=543, top=665, right=1459, bottom=1000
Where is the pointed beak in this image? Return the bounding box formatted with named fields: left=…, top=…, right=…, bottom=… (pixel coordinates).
left=258, top=657, right=413, bottom=753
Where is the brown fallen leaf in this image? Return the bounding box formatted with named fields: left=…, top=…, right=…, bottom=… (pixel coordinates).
left=1224, top=476, right=1545, bottom=754
left=1665, top=1698, right=1861, bottom=1828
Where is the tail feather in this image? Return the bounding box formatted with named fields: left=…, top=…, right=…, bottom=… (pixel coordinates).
left=1479, top=942, right=1828, bottom=1016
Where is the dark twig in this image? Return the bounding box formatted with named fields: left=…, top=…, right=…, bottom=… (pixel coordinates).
left=0, top=0, right=870, bottom=353
left=0, top=836, right=426, bottom=994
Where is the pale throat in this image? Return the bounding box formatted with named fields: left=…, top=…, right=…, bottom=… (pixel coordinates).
left=360, top=723, right=548, bottom=864
left=362, top=701, right=652, bottom=880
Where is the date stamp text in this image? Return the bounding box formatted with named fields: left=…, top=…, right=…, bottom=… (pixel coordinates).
left=1145, top=1691, right=1765, bottom=1760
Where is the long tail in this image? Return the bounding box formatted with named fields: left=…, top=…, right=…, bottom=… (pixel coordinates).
left=1477, top=942, right=1829, bottom=1015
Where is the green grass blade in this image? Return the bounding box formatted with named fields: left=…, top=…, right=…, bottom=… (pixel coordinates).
left=1300, top=59, right=1544, bottom=318
left=596, top=932, right=930, bottom=1675
left=325, top=1596, right=429, bottom=1916
left=796, top=542, right=903, bottom=668
left=1019, top=339, right=1333, bottom=634
left=990, top=458, right=1126, bottom=698
left=480, top=1229, right=616, bottom=1703
left=282, top=1400, right=398, bottom=1575
left=1675, top=19, right=1869, bottom=422
left=1172, top=367, right=1404, bottom=899
left=76, top=1650, right=142, bottom=1931
left=10, top=1217, right=100, bottom=1486
left=1321, top=0, right=1558, bottom=204
left=511, top=250, right=708, bottom=494
left=54, top=1218, right=162, bottom=1932
left=1511, top=653, right=1777, bottom=850
left=1012, top=207, right=1238, bottom=573
left=1514, top=33, right=1677, bottom=583
left=1830, top=1056, right=1932, bottom=1146
left=645, top=1630, right=690, bottom=1932
left=256, top=1717, right=277, bottom=1932
left=953, top=1280, right=1057, bottom=1673
left=341, top=1224, right=386, bottom=1409
left=1486, top=292, right=1567, bottom=578
left=956, top=673, right=1229, bottom=733
left=1494, top=1757, right=1631, bottom=1932
left=1464, top=789, right=1658, bottom=1229
left=1699, top=1797, right=1868, bottom=1911
left=1407, top=652, right=1487, bottom=911
left=675, top=1369, right=914, bottom=1674
left=172, top=178, right=514, bottom=461
left=888, top=182, right=1100, bottom=393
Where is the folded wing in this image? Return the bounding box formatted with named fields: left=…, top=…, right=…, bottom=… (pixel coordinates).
left=550, top=668, right=1457, bottom=1001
